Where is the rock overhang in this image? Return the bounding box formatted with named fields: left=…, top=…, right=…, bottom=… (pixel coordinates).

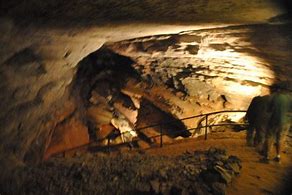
left=0, top=0, right=291, bottom=171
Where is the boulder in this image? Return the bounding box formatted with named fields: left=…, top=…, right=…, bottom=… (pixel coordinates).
left=213, top=165, right=233, bottom=184
left=111, top=117, right=137, bottom=143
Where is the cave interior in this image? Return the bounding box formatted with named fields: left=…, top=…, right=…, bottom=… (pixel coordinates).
left=0, top=0, right=292, bottom=194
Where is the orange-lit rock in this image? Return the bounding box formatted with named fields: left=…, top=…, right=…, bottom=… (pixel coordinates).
left=121, top=89, right=142, bottom=109
left=89, top=90, right=109, bottom=105
left=44, top=117, right=89, bottom=160
left=86, top=105, right=113, bottom=125
left=97, top=124, right=117, bottom=140
left=113, top=102, right=138, bottom=124
left=137, top=140, right=151, bottom=149
left=53, top=100, right=76, bottom=122
left=42, top=99, right=77, bottom=156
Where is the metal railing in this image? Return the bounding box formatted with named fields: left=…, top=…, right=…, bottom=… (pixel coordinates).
left=56, top=110, right=247, bottom=156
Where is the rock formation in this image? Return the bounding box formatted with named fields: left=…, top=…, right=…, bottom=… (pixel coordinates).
left=0, top=2, right=291, bottom=193
left=1, top=148, right=242, bottom=195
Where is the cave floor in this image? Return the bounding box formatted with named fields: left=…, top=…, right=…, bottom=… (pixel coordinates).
left=143, top=130, right=292, bottom=195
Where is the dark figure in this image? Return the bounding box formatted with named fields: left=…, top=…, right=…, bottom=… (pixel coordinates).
left=245, top=95, right=271, bottom=152
left=263, top=92, right=292, bottom=162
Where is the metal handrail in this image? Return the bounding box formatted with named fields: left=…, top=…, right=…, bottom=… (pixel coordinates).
left=135, top=110, right=247, bottom=131
left=54, top=110, right=247, bottom=156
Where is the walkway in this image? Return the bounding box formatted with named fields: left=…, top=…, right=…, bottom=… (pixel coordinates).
left=145, top=130, right=292, bottom=195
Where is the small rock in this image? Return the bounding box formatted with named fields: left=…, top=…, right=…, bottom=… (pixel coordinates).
left=214, top=160, right=224, bottom=166
left=213, top=165, right=233, bottom=184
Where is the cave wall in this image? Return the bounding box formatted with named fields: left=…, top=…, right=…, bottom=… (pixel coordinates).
left=108, top=23, right=292, bottom=125
left=0, top=22, right=211, bottom=166
left=0, top=21, right=188, bottom=166
left=0, top=0, right=291, bottom=170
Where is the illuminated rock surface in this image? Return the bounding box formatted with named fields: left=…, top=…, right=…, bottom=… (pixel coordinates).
left=0, top=0, right=292, bottom=194
left=1, top=0, right=291, bottom=164
left=44, top=116, right=90, bottom=160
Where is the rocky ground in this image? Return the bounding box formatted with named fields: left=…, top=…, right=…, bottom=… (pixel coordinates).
left=147, top=130, right=292, bottom=195
left=1, top=147, right=241, bottom=195
left=1, top=129, right=291, bottom=195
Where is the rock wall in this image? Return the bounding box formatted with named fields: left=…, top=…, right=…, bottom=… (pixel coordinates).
left=1, top=22, right=292, bottom=167
left=44, top=23, right=292, bottom=161
left=0, top=23, right=105, bottom=166
left=0, top=0, right=284, bottom=25
left=0, top=2, right=291, bottom=169
left=108, top=23, right=292, bottom=126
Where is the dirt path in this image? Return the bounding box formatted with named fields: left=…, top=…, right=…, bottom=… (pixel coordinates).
left=144, top=131, right=292, bottom=195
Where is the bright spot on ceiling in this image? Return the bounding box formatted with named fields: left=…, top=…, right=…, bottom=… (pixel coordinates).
left=197, top=36, right=275, bottom=97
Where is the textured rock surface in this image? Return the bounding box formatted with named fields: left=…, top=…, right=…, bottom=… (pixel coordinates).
left=0, top=0, right=291, bottom=175
left=0, top=0, right=284, bottom=25
left=0, top=148, right=241, bottom=195
left=107, top=23, right=292, bottom=132
left=109, top=24, right=285, bottom=109
left=44, top=116, right=90, bottom=160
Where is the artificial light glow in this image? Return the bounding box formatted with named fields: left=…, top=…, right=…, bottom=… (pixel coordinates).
left=226, top=82, right=262, bottom=97
left=228, top=112, right=246, bottom=122
left=197, top=34, right=275, bottom=97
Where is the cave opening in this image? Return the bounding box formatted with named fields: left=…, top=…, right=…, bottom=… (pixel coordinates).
left=43, top=23, right=288, bottom=160
left=44, top=45, right=192, bottom=159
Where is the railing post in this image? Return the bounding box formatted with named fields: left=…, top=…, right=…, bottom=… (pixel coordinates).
left=107, top=138, right=110, bottom=153
left=205, top=114, right=208, bottom=140
left=160, top=124, right=163, bottom=147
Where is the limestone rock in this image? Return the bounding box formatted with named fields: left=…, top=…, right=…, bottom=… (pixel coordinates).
left=213, top=165, right=233, bottom=184
left=111, top=117, right=137, bottom=143
left=121, top=89, right=142, bottom=109
left=44, top=117, right=89, bottom=160
left=86, top=106, right=113, bottom=125
left=96, top=124, right=117, bottom=140
left=113, top=102, right=138, bottom=125
left=89, top=91, right=108, bottom=105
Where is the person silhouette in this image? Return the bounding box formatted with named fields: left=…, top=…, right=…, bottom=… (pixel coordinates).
left=263, top=84, right=292, bottom=162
